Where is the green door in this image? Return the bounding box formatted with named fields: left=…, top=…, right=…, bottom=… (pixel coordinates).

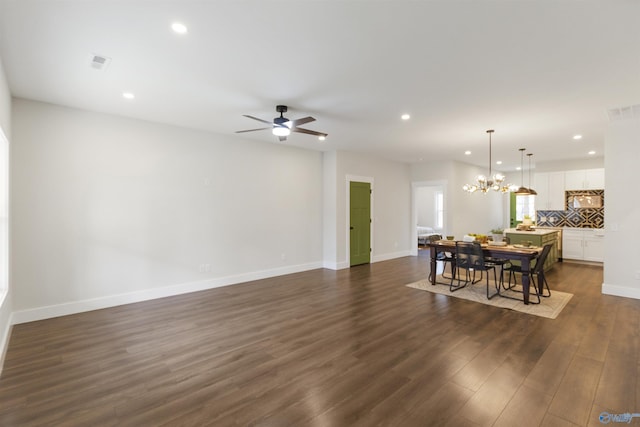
left=509, top=192, right=518, bottom=228
left=350, top=181, right=371, bottom=266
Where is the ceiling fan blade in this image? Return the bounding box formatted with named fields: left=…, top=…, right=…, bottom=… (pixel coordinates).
left=243, top=115, right=273, bottom=125
left=289, top=116, right=315, bottom=127
left=292, top=127, right=327, bottom=137
left=279, top=136, right=287, bottom=142
left=235, top=127, right=271, bottom=133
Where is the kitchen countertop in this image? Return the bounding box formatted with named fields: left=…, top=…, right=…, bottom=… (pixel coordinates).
left=505, top=228, right=559, bottom=236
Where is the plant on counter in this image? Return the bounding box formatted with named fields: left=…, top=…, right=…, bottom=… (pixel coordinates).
left=490, top=227, right=505, bottom=243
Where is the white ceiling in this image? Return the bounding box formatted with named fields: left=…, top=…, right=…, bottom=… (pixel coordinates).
left=1, top=0, right=638, bottom=171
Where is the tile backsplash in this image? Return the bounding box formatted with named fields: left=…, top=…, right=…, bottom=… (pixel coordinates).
left=536, top=189, right=604, bottom=228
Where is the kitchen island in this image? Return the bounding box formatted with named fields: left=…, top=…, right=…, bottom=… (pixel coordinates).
left=505, top=228, right=560, bottom=271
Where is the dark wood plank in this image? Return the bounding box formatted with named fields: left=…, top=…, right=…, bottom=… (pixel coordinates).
left=0, top=255, right=635, bottom=426
left=494, top=384, right=553, bottom=427
left=547, top=355, right=603, bottom=425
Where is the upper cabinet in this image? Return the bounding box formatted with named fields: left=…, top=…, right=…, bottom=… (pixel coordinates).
left=564, top=168, right=605, bottom=190
left=534, top=171, right=565, bottom=210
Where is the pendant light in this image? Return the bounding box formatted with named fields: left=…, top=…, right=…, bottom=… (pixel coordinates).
left=462, top=130, right=511, bottom=194
left=513, top=148, right=531, bottom=195
left=526, top=153, right=537, bottom=195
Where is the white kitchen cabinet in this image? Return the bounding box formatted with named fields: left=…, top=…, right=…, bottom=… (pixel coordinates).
left=564, top=168, right=604, bottom=190
left=562, top=229, right=584, bottom=260
left=583, top=230, right=605, bottom=262
left=534, top=172, right=565, bottom=210
left=562, top=228, right=604, bottom=262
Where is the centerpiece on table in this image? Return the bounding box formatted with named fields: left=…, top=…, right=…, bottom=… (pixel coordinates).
left=490, top=227, right=505, bottom=243
left=466, top=233, right=488, bottom=244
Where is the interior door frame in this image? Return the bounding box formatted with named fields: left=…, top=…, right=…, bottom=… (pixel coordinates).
left=346, top=175, right=373, bottom=267
left=411, top=180, right=447, bottom=256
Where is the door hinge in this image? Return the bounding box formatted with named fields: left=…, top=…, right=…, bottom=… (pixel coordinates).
left=370, top=218, right=372, bottom=223
left=370, top=248, right=372, bottom=252
left=370, top=189, right=372, bottom=194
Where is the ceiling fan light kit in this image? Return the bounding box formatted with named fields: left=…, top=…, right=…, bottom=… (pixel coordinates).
left=272, top=125, right=291, bottom=137
left=272, top=105, right=291, bottom=136
left=236, top=105, right=327, bottom=142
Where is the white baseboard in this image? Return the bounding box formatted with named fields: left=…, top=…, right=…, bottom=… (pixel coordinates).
left=11, top=261, right=323, bottom=325
left=0, top=312, right=12, bottom=376
left=323, top=260, right=349, bottom=270
left=323, top=251, right=411, bottom=270
left=602, top=283, right=640, bottom=300
left=10, top=251, right=413, bottom=325
left=372, top=250, right=412, bottom=263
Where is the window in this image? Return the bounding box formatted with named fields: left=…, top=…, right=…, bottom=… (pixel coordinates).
left=434, top=191, right=444, bottom=229
left=515, top=194, right=535, bottom=221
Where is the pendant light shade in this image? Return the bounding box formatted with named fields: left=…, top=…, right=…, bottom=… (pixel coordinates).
left=526, top=153, right=537, bottom=195
left=514, top=148, right=531, bottom=195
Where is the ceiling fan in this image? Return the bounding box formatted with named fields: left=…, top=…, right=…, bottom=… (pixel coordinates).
left=236, top=105, right=328, bottom=141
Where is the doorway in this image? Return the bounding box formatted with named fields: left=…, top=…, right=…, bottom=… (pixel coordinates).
left=411, top=181, right=447, bottom=256
left=509, top=192, right=536, bottom=228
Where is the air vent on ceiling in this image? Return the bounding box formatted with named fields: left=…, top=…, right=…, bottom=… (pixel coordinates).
left=89, top=53, right=111, bottom=71
left=607, top=104, right=640, bottom=122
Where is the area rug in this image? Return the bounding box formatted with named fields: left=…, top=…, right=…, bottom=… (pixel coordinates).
left=406, top=277, right=573, bottom=319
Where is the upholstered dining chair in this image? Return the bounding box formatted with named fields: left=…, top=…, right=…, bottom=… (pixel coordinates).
left=452, top=241, right=500, bottom=299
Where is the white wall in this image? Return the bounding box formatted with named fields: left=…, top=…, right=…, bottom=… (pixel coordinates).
left=411, top=160, right=504, bottom=239
left=0, top=59, right=9, bottom=134
left=322, top=151, right=338, bottom=269
left=451, top=161, right=504, bottom=237
left=10, top=99, right=324, bottom=321
left=0, top=57, right=12, bottom=371
left=330, top=151, right=412, bottom=268
left=602, top=118, right=640, bottom=299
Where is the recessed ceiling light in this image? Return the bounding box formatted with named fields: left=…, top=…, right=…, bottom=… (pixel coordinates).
left=401, top=114, right=410, bottom=120
left=588, top=150, right=596, bottom=155
left=122, top=92, right=135, bottom=100
left=171, top=22, right=188, bottom=34
left=318, top=136, right=326, bottom=141
left=464, top=150, right=471, bottom=155
left=516, top=166, right=522, bottom=171
left=496, top=160, right=502, bottom=165
left=573, top=135, right=583, bottom=140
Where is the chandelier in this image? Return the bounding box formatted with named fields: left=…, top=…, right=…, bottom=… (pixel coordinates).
left=463, top=130, right=512, bottom=194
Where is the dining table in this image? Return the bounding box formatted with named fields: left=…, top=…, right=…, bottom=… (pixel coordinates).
left=426, top=239, right=543, bottom=304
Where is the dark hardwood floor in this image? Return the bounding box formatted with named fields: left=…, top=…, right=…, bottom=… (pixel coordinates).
left=0, top=252, right=634, bottom=426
